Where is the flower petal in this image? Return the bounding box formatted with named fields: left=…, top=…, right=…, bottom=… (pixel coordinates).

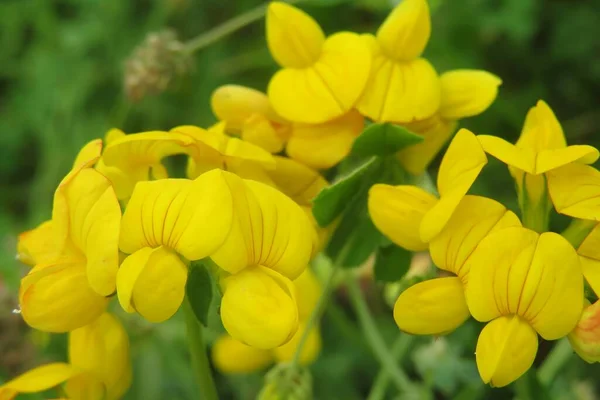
left=267, top=156, right=328, bottom=207
left=242, top=114, right=288, bottom=154
left=476, top=316, right=538, bottom=387
left=376, top=0, right=430, bottom=60
left=430, top=195, right=521, bottom=279
left=286, top=110, right=364, bottom=169
left=273, top=322, right=321, bottom=366
left=119, top=170, right=234, bottom=261
left=569, top=300, right=600, bottom=363
left=393, top=277, right=469, bottom=335
left=221, top=266, right=299, bottom=349
left=477, top=135, right=535, bottom=174
left=73, top=139, right=103, bottom=169
left=266, top=2, right=325, bottom=68
left=580, top=256, right=600, bottom=298
left=357, top=38, right=440, bottom=123
left=547, top=163, right=600, bottom=220
left=211, top=335, right=274, bottom=374
left=20, top=262, right=108, bottom=332
left=536, top=145, right=599, bottom=174
left=517, top=100, right=566, bottom=152
left=0, top=363, right=79, bottom=396
left=420, top=129, right=487, bottom=242
left=368, top=184, right=437, bottom=251
left=17, top=220, right=58, bottom=266
left=268, top=32, right=371, bottom=124
left=438, top=70, right=502, bottom=120
left=294, top=267, right=322, bottom=320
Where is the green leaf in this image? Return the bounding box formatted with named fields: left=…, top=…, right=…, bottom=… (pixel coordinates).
left=352, top=123, right=423, bottom=157
left=312, top=157, right=380, bottom=227
left=374, top=245, right=412, bottom=282
left=185, top=263, right=213, bottom=327
left=327, top=210, right=383, bottom=268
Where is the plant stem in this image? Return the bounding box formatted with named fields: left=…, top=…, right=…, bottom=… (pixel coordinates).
left=184, top=0, right=300, bottom=54
left=367, top=333, right=415, bottom=400
left=345, top=274, right=416, bottom=395
left=561, top=218, right=596, bottom=248
left=538, top=339, right=573, bottom=385
left=183, top=296, right=219, bottom=400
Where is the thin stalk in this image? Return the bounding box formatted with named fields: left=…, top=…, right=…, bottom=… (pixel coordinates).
left=345, top=274, right=416, bottom=395
left=367, top=334, right=415, bottom=400
left=183, top=297, right=219, bottom=400
left=538, top=339, right=573, bottom=385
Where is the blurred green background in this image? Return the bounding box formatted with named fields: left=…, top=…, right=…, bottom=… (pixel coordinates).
left=2, top=0, right=600, bottom=399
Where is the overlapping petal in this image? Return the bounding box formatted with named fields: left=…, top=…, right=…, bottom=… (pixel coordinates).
left=17, top=220, right=58, bottom=266
left=569, top=300, right=600, bottom=363
left=212, top=335, right=274, bottom=374
left=547, top=163, right=600, bottom=220
left=438, top=70, right=502, bottom=120
left=376, top=0, right=430, bottom=61
left=267, top=156, right=328, bottom=207
left=465, top=227, right=583, bottom=340
left=0, top=363, right=80, bottom=399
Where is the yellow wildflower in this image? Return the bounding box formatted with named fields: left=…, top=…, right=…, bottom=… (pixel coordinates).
left=569, top=300, right=600, bottom=363
left=212, top=335, right=274, bottom=374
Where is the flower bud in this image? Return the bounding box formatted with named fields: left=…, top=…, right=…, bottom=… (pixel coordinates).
left=259, top=363, right=313, bottom=400
left=569, top=300, right=600, bottom=363
left=211, top=335, right=274, bottom=374
left=221, top=266, right=299, bottom=349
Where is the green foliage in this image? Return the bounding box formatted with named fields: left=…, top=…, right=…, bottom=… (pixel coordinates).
left=373, top=246, right=412, bottom=283
left=185, top=263, right=213, bottom=327
left=352, top=123, right=423, bottom=157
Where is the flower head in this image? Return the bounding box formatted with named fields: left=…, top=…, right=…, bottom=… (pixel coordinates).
left=569, top=300, right=600, bottom=363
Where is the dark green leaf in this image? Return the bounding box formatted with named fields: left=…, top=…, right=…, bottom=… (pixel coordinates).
left=185, top=263, right=213, bottom=327
left=352, top=123, right=423, bottom=157
left=327, top=211, right=383, bottom=268
left=312, top=157, right=380, bottom=227
left=374, top=245, right=412, bottom=282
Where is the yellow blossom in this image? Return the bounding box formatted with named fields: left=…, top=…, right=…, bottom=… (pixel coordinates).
left=357, top=0, right=440, bottom=123
left=0, top=313, right=131, bottom=400
left=465, top=226, right=583, bottom=387
left=212, top=335, right=274, bottom=374
left=266, top=2, right=371, bottom=124
left=569, top=300, right=600, bottom=363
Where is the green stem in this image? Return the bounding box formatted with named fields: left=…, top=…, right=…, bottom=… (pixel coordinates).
left=367, top=334, right=415, bottom=400
left=537, top=339, right=573, bottom=385
left=345, top=274, right=416, bottom=394
left=561, top=218, right=596, bottom=248
left=184, top=0, right=300, bottom=54
left=183, top=296, right=219, bottom=400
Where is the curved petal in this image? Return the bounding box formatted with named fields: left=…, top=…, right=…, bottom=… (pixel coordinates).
left=266, top=2, right=324, bottom=68
left=0, top=363, right=79, bottom=396
left=580, top=256, right=600, bottom=297
left=477, top=134, right=535, bottom=174
left=439, top=70, right=502, bottom=120
left=95, top=159, right=133, bottom=201
left=517, top=100, right=566, bottom=152
left=430, top=195, right=521, bottom=279
left=211, top=173, right=314, bottom=279
left=267, top=156, right=328, bottom=207
left=357, top=44, right=440, bottom=123
left=397, top=116, right=457, bottom=176
left=268, top=32, right=371, bottom=124
left=393, top=277, right=469, bottom=335
left=286, top=110, right=364, bottom=169
left=119, top=170, right=234, bottom=261
left=294, top=268, right=322, bottom=320
left=20, top=262, right=108, bottom=332
left=241, top=114, right=288, bottom=154
left=579, top=222, right=600, bottom=262
left=52, top=168, right=121, bottom=296
left=69, top=313, right=132, bottom=400
left=211, top=335, right=274, bottom=374
left=376, top=0, right=430, bottom=60
left=17, top=220, right=58, bottom=266
left=420, top=129, right=487, bottom=242
left=476, top=316, right=538, bottom=387
left=73, top=139, right=103, bottom=169
left=368, top=184, right=437, bottom=251
left=273, top=322, right=321, bottom=366
left=117, top=247, right=187, bottom=323
left=569, top=300, right=600, bottom=363
left=536, top=145, right=599, bottom=174
left=221, top=266, right=299, bottom=349
left=547, top=163, right=600, bottom=220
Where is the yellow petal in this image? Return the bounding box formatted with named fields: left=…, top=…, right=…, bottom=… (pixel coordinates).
left=475, top=315, right=538, bottom=387
left=69, top=313, right=132, bottom=400
left=73, top=139, right=103, bottom=170
left=211, top=335, right=274, bottom=374
left=393, top=277, right=469, bottom=335
left=211, top=85, right=285, bottom=131
left=242, top=114, right=288, bottom=154
left=294, top=268, right=322, bottom=320
left=267, top=156, right=328, bottom=207
left=397, top=116, right=457, bottom=176
left=117, top=247, right=187, bottom=323
left=95, top=158, right=133, bottom=201
left=221, top=266, right=299, bottom=349
left=430, top=195, right=521, bottom=279
left=420, top=129, right=487, bottom=242
left=477, top=135, right=535, bottom=174
left=211, top=173, right=314, bottom=279
left=20, top=262, right=108, bottom=332
left=357, top=39, right=440, bottom=123
left=569, top=300, right=600, bottom=363
left=376, top=0, right=430, bottom=60
left=52, top=168, right=121, bottom=296
left=17, top=220, right=58, bottom=266
left=104, top=128, right=126, bottom=144
left=517, top=100, right=566, bottom=152
left=536, top=146, right=599, bottom=174
left=547, top=163, right=600, bottom=220
left=465, top=227, right=583, bottom=339
left=268, top=32, right=371, bottom=124
left=438, top=70, right=502, bottom=120
left=286, top=110, right=364, bottom=169
left=273, top=322, right=322, bottom=366
left=368, top=184, right=437, bottom=251
left=0, top=363, right=79, bottom=396
left=119, top=170, right=234, bottom=261
left=63, top=374, right=105, bottom=400
left=266, top=2, right=325, bottom=68
left=580, top=257, right=600, bottom=298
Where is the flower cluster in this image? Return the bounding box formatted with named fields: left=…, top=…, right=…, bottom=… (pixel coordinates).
left=371, top=100, right=600, bottom=386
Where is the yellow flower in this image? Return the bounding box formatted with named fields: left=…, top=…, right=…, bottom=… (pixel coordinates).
left=19, top=142, right=121, bottom=332
left=394, top=196, right=520, bottom=335
left=273, top=322, right=322, bottom=366
left=368, top=128, right=487, bottom=250
left=212, top=335, right=274, bottom=374
left=397, top=70, right=502, bottom=175
left=211, top=85, right=365, bottom=169
left=356, top=0, right=440, bottom=123
left=0, top=313, right=131, bottom=400
left=569, top=300, right=600, bottom=363
left=95, top=129, right=134, bottom=200
left=478, top=100, right=599, bottom=231
left=266, top=2, right=371, bottom=124
left=465, top=226, right=584, bottom=387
